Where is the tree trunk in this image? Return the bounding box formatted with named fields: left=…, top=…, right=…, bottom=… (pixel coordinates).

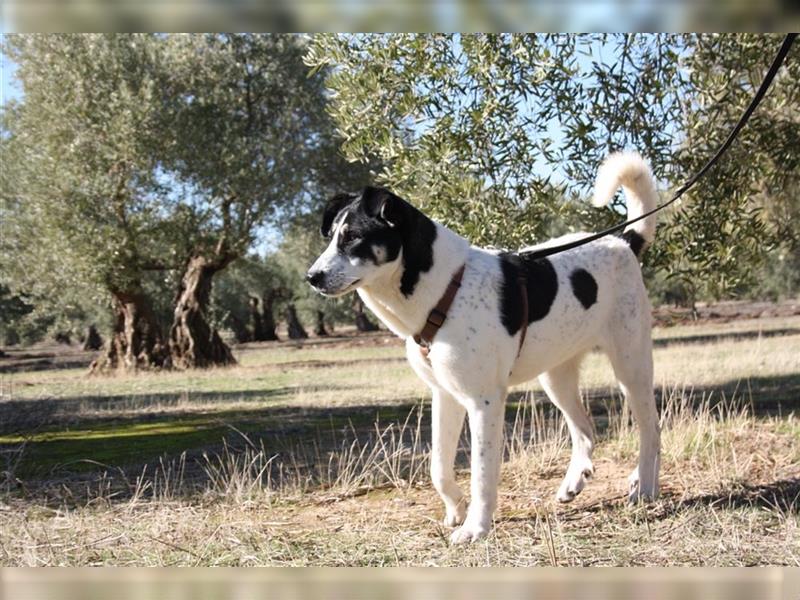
left=54, top=331, right=72, bottom=345
left=260, top=291, right=280, bottom=341
left=4, top=329, right=19, bottom=346
left=314, top=310, right=329, bottom=337
left=249, top=296, right=268, bottom=341
left=230, top=314, right=251, bottom=344
left=89, top=289, right=169, bottom=373
left=353, top=296, right=378, bottom=332
left=169, top=255, right=236, bottom=369
left=82, top=324, right=103, bottom=351
left=285, top=304, right=308, bottom=340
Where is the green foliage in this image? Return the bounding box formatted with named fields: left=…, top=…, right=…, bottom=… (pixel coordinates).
left=1, top=35, right=176, bottom=294
left=306, top=34, right=684, bottom=249
left=754, top=247, right=800, bottom=302
left=652, top=34, right=800, bottom=301
left=306, top=34, right=800, bottom=300
left=159, top=34, right=337, bottom=262
left=0, top=34, right=181, bottom=348
left=1, top=34, right=370, bottom=344
left=210, top=254, right=292, bottom=332
left=0, top=284, right=35, bottom=345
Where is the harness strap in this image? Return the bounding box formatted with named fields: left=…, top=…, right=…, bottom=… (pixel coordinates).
left=414, top=264, right=529, bottom=364
left=413, top=264, right=465, bottom=357
left=517, top=275, right=528, bottom=357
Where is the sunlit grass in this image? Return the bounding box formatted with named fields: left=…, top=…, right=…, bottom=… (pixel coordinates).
left=0, top=316, right=798, bottom=565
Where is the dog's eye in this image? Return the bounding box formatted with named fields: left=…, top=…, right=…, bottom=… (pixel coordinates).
left=339, top=229, right=356, bottom=246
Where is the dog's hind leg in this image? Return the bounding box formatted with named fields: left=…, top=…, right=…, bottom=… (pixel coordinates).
left=604, top=318, right=661, bottom=502
left=431, top=387, right=467, bottom=527
left=539, top=356, right=595, bottom=503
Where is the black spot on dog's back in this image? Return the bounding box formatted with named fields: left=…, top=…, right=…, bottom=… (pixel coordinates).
left=620, top=230, right=646, bottom=257
left=498, top=253, right=558, bottom=336
left=570, top=268, right=597, bottom=309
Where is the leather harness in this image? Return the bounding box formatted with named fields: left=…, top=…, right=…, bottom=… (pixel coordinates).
left=413, top=264, right=529, bottom=364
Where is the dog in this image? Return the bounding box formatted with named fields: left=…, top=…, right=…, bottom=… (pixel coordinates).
left=307, top=152, right=661, bottom=543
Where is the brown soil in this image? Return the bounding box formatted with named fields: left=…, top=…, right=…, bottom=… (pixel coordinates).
left=652, top=298, right=800, bottom=326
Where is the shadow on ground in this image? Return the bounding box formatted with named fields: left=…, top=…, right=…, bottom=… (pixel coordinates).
left=661, top=477, right=800, bottom=515
left=0, top=390, right=428, bottom=479
left=548, top=477, right=800, bottom=524
left=0, top=385, right=361, bottom=435
left=1, top=369, right=798, bottom=492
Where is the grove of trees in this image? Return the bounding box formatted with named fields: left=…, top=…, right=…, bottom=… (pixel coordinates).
left=1, top=34, right=798, bottom=372
left=1, top=33, right=373, bottom=371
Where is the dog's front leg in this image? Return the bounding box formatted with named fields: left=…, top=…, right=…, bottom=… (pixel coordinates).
left=431, top=387, right=467, bottom=527
left=450, top=395, right=506, bottom=544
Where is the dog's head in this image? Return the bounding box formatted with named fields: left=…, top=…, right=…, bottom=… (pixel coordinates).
left=306, top=187, right=409, bottom=296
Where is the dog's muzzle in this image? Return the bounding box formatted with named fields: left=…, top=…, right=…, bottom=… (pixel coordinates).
left=306, top=269, right=326, bottom=290
left=306, top=270, right=360, bottom=296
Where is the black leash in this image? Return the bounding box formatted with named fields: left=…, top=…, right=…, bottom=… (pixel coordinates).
left=524, top=33, right=797, bottom=261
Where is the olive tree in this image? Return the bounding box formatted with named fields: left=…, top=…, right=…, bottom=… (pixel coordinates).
left=306, top=34, right=799, bottom=300
left=2, top=34, right=365, bottom=371
left=1, top=34, right=175, bottom=371
left=652, top=34, right=800, bottom=301
left=160, top=34, right=360, bottom=367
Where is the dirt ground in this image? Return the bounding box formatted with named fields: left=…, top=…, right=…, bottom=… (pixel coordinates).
left=0, top=300, right=798, bottom=565
left=652, top=297, right=800, bottom=325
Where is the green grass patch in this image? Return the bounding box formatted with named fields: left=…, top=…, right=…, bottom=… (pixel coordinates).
left=2, top=421, right=227, bottom=476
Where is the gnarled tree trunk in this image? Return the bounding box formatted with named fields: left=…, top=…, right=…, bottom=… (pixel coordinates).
left=286, top=304, right=308, bottom=340
left=230, top=314, right=250, bottom=344
left=89, top=289, right=169, bottom=374
left=82, top=324, right=103, bottom=351
left=249, top=296, right=267, bottom=341
left=314, top=310, right=329, bottom=337
left=54, top=331, right=72, bottom=345
left=353, top=296, right=378, bottom=332
left=260, top=291, right=280, bottom=341
left=169, top=255, right=236, bottom=369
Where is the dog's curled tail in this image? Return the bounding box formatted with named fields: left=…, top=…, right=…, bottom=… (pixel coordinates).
left=591, top=152, right=658, bottom=258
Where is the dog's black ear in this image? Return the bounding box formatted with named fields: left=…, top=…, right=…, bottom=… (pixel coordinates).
left=321, top=193, right=355, bottom=238
left=362, top=187, right=405, bottom=228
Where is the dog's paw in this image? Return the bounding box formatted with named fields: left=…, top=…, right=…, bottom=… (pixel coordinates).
left=627, top=468, right=658, bottom=503
left=627, top=488, right=658, bottom=503
left=449, top=520, right=490, bottom=544
left=443, top=504, right=467, bottom=528
left=556, top=463, right=593, bottom=503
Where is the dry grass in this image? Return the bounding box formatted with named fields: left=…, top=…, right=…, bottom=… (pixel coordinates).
left=0, top=316, right=798, bottom=565
left=0, top=388, right=797, bottom=566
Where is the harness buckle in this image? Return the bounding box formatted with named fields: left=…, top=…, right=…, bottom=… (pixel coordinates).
left=426, top=309, right=447, bottom=328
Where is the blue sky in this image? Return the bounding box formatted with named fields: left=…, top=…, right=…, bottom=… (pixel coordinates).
left=1, top=40, right=20, bottom=106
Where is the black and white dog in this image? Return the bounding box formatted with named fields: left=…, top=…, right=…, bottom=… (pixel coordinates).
left=307, top=152, right=660, bottom=543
